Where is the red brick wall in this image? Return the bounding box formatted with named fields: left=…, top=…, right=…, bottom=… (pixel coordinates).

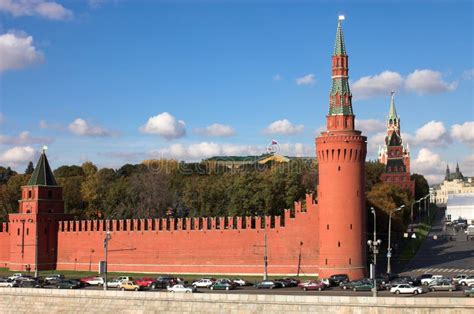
left=56, top=194, right=320, bottom=276
left=0, top=223, right=9, bottom=269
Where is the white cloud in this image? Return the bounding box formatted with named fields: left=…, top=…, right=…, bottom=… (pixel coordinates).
left=0, top=31, right=44, bottom=72
left=195, top=123, right=236, bottom=137
left=366, top=132, right=387, bottom=158
left=463, top=69, right=474, bottom=80
left=139, top=112, right=186, bottom=140
left=355, top=119, right=386, bottom=135
left=296, top=73, right=315, bottom=86
left=461, top=155, right=474, bottom=174
left=0, top=0, right=72, bottom=20
left=411, top=148, right=446, bottom=184
left=451, top=121, right=474, bottom=147
left=0, top=145, right=37, bottom=168
left=264, top=119, right=304, bottom=135
left=68, top=118, right=112, bottom=137
left=414, top=120, right=451, bottom=146
left=0, top=131, right=52, bottom=145
left=272, top=74, right=282, bottom=81
left=351, top=71, right=403, bottom=99
left=405, top=69, right=457, bottom=94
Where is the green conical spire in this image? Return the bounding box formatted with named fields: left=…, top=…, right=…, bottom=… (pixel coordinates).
left=388, top=91, right=398, bottom=119
left=27, top=148, right=58, bottom=186
left=334, top=19, right=346, bottom=56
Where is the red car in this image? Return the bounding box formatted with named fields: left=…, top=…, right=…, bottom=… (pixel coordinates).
left=135, top=277, right=156, bottom=288
left=300, top=280, right=325, bottom=291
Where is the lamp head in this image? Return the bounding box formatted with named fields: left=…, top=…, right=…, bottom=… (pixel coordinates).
left=367, top=240, right=373, bottom=245
left=377, top=239, right=382, bottom=245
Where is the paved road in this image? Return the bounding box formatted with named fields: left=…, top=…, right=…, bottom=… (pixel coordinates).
left=402, top=207, right=474, bottom=277
left=44, top=283, right=470, bottom=298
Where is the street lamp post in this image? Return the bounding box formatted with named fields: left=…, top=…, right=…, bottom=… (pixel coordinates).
left=367, top=207, right=382, bottom=297
left=387, top=205, right=405, bottom=274
left=103, top=231, right=111, bottom=291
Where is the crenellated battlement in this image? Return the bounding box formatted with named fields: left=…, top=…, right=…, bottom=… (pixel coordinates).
left=57, top=193, right=318, bottom=234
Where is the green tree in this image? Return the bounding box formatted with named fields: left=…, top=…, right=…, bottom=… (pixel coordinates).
left=24, top=162, right=35, bottom=175
left=411, top=173, right=429, bottom=200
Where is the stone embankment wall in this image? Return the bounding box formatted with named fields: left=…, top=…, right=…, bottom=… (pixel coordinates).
left=1, top=288, right=472, bottom=313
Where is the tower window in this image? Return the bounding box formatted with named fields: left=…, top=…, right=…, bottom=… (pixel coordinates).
left=349, top=258, right=352, bottom=265
left=338, top=166, right=341, bottom=171
left=17, top=228, right=20, bottom=235
left=48, top=190, right=53, bottom=199
left=325, top=259, right=328, bottom=265
left=338, top=241, right=341, bottom=247
left=28, top=190, right=32, bottom=198
left=26, top=228, right=29, bottom=236
left=350, top=224, right=352, bottom=230
left=327, top=224, right=329, bottom=230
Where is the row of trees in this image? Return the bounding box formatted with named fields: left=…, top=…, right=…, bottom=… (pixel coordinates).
left=0, top=159, right=428, bottom=239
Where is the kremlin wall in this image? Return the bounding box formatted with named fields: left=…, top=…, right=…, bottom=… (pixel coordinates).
left=0, top=19, right=369, bottom=279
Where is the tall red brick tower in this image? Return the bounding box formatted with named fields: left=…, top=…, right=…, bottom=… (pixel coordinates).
left=378, top=92, right=415, bottom=196
left=8, top=149, right=67, bottom=271
left=316, top=17, right=367, bottom=279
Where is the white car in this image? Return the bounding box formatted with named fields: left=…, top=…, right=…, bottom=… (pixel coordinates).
left=167, top=284, right=196, bottom=293
left=453, top=274, right=468, bottom=284
left=0, top=278, right=18, bottom=287
left=427, top=275, right=450, bottom=286
left=421, top=275, right=443, bottom=285
left=192, top=279, right=214, bottom=288
left=107, top=278, right=123, bottom=288
left=116, top=276, right=133, bottom=282
left=232, top=279, right=248, bottom=286
left=84, top=277, right=104, bottom=286
left=390, top=284, right=423, bottom=295
left=8, top=273, right=24, bottom=281
left=459, top=276, right=474, bottom=286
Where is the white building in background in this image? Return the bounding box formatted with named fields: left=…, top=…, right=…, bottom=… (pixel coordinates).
left=432, top=163, right=474, bottom=205
left=446, top=193, right=474, bottom=224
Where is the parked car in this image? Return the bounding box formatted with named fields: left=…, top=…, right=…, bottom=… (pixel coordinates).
left=274, top=278, right=294, bottom=288
left=0, top=278, right=18, bottom=287
left=18, top=278, right=43, bottom=288
left=417, top=273, right=433, bottom=285
left=45, top=274, right=65, bottom=284
left=320, top=278, right=330, bottom=287
left=453, top=274, right=469, bottom=284
left=155, top=276, right=178, bottom=288
left=193, top=278, right=215, bottom=288
left=210, top=280, right=236, bottom=291
left=136, top=277, right=156, bottom=288
left=378, top=273, right=399, bottom=285
left=300, top=281, right=325, bottom=291
left=352, top=281, right=376, bottom=291
left=328, top=274, right=349, bottom=286
left=429, top=281, right=457, bottom=292
left=282, top=278, right=300, bottom=287
left=81, top=276, right=104, bottom=286
left=167, top=284, right=196, bottom=293
left=56, top=280, right=81, bottom=289
left=8, top=273, right=25, bottom=281
left=390, top=284, right=423, bottom=295
left=255, top=281, right=283, bottom=289
left=232, top=278, right=249, bottom=286
left=340, top=279, right=366, bottom=290
left=459, top=276, right=474, bottom=286
left=119, top=281, right=140, bottom=291
left=107, top=278, right=123, bottom=288
left=116, top=276, right=133, bottom=282
left=464, top=286, right=474, bottom=297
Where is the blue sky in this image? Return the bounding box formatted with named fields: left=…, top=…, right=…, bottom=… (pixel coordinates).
left=0, top=0, right=472, bottom=183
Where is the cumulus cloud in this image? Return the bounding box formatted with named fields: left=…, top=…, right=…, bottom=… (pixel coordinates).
left=411, top=148, right=446, bottom=184
left=0, top=145, right=37, bottom=168
left=0, top=31, right=44, bottom=72
left=296, top=73, right=315, bottom=86
left=0, top=0, right=72, bottom=20
left=355, top=119, right=386, bottom=135
left=366, top=132, right=387, bottom=158
left=451, top=121, right=474, bottom=147
left=351, top=71, right=403, bottom=99
left=264, top=119, right=304, bottom=135
left=68, top=118, right=112, bottom=137
left=414, top=120, right=451, bottom=146
left=0, top=131, right=52, bottom=145
left=140, top=112, right=186, bottom=140
left=405, top=69, right=457, bottom=94
left=461, top=155, right=474, bottom=174
left=194, top=123, right=236, bottom=137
